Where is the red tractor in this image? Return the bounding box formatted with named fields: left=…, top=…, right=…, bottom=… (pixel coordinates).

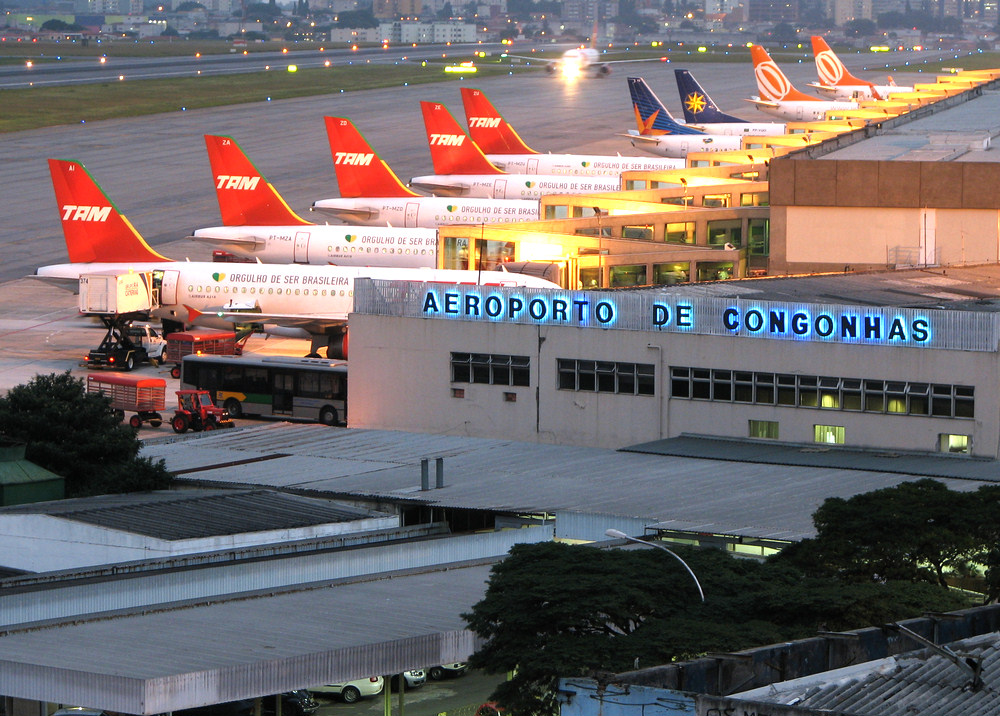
left=171, top=389, right=234, bottom=433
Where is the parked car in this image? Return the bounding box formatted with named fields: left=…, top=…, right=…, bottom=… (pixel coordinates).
left=389, top=669, right=426, bottom=690
left=262, top=691, right=318, bottom=716
left=428, top=663, right=468, bottom=680
left=312, top=676, right=385, bottom=703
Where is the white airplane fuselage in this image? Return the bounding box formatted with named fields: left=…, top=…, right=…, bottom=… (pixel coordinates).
left=811, top=84, right=913, bottom=100
left=751, top=98, right=858, bottom=122
left=36, top=262, right=557, bottom=334
left=485, top=153, right=683, bottom=176
left=408, top=173, right=621, bottom=199
left=310, top=197, right=540, bottom=227
left=685, top=122, right=787, bottom=136
left=630, top=133, right=744, bottom=158
left=191, top=225, right=439, bottom=267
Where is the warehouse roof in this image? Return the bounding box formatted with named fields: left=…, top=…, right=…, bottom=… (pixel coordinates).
left=0, top=489, right=382, bottom=539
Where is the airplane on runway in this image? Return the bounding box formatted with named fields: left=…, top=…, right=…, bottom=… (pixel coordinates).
left=808, top=36, right=913, bottom=100
left=194, top=134, right=439, bottom=267
left=503, top=33, right=662, bottom=79
left=312, top=116, right=541, bottom=227
left=410, top=102, right=622, bottom=199
left=38, top=159, right=559, bottom=358
left=459, top=87, right=684, bottom=175
left=748, top=45, right=859, bottom=121
left=673, top=70, right=787, bottom=134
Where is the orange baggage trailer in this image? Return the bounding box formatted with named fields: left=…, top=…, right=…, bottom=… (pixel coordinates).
left=86, top=372, right=166, bottom=428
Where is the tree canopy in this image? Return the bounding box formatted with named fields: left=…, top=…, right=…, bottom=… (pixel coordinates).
left=0, top=372, right=172, bottom=497
left=464, top=538, right=971, bottom=716
left=41, top=19, right=84, bottom=31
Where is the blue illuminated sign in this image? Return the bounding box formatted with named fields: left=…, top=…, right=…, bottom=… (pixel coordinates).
left=414, top=287, right=939, bottom=349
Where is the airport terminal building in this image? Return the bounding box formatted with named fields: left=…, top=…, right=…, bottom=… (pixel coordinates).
left=349, top=273, right=1000, bottom=456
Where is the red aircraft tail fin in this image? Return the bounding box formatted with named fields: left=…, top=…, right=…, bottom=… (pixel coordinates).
left=48, top=159, right=168, bottom=264
left=204, top=135, right=310, bottom=226
left=459, top=87, right=537, bottom=155
left=324, top=116, right=418, bottom=198
left=421, top=101, right=502, bottom=176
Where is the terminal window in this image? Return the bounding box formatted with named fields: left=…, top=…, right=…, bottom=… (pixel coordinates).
left=557, top=359, right=655, bottom=395
left=669, top=367, right=974, bottom=420
left=451, top=353, right=530, bottom=387
left=748, top=420, right=779, bottom=439
left=814, top=424, right=845, bottom=444
left=940, top=434, right=970, bottom=454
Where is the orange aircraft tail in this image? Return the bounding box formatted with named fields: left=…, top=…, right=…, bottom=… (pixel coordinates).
left=750, top=45, right=823, bottom=102
left=459, top=87, right=537, bottom=155
left=810, top=36, right=880, bottom=98
left=204, top=135, right=310, bottom=226
left=48, top=159, right=169, bottom=264
left=420, top=101, right=503, bottom=176
left=323, top=116, right=418, bottom=199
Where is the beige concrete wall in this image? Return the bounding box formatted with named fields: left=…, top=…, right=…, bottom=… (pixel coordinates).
left=349, top=314, right=998, bottom=456
left=778, top=207, right=998, bottom=271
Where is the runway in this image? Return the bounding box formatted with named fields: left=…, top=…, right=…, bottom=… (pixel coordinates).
left=1, top=55, right=940, bottom=284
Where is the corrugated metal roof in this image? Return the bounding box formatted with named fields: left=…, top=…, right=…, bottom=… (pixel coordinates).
left=735, top=633, right=1000, bottom=715
left=0, top=489, right=383, bottom=540
left=626, top=436, right=1000, bottom=481
left=140, top=425, right=996, bottom=543
left=0, top=560, right=493, bottom=714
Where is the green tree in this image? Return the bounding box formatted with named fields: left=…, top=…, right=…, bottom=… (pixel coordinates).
left=770, top=21, right=798, bottom=41
left=843, top=18, right=878, bottom=37
left=463, top=540, right=970, bottom=716
left=176, top=1, right=206, bottom=9
left=41, top=19, right=84, bottom=31
left=336, top=8, right=377, bottom=27
left=775, top=479, right=979, bottom=587
left=0, top=372, right=172, bottom=497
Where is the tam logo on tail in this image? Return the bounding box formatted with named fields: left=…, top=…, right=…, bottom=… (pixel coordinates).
left=215, top=175, right=261, bottom=191
left=429, top=134, right=466, bottom=146
left=467, top=117, right=502, bottom=128
left=334, top=152, right=374, bottom=166
left=61, top=204, right=112, bottom=222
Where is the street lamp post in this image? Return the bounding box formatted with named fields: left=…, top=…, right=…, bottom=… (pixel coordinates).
left=605, top=529, right=705, bottom=602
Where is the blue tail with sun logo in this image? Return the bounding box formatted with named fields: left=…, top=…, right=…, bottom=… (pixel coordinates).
left=626, top=77, right=704, bottom=136
left=674, top=69, right=748, bottom=124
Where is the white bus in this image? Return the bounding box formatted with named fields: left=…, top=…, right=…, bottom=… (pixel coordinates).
left=180, top=354, right=347, bottom=426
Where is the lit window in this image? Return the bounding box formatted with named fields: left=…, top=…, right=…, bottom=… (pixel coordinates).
left=939, top=434, right=970, bottom=454
left=814, top=425, right=845, bottom=444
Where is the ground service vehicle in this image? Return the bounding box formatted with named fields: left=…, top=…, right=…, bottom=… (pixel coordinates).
left=165, top=330, right=243, bottom=379
left=180, top=355, right=347, bottom=426
left=171, top=389, right=234, bottom=433
left=87, top=373, right=167, bottom=428
left=85, top=321, right=167, bottom=371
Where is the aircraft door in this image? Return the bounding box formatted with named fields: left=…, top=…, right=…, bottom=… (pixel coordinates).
left=294, top=231, right=310, bottom=263
left=494, top=179, right=507, bottom=199
left=159, top=270, right=179, bottom=306
left=797, top=106, right=806, bottom=121
left=527, top=158, right=539, bottom=174
left=271, top=370, right=294, bottom=415
left=405, top=202, right=420, bottom=227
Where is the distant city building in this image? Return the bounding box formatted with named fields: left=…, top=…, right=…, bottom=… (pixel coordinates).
left=218, top=19, right=264, bottom=35
left=330, top=25, right=385, bottom=41
left=373, top=0, right=421, bottom=19
left=705, top=0, right=743, bottom=17
left=831, top=0, right=872, bottom=24
left=747, top=0, right=798, bottom=21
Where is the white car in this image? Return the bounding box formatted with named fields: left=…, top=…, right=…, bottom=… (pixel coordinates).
left=428, top=663, right=468, bottom=680
left=390, top=670, right=426, bottom=690
left=312, top=676, right=384, bottom=703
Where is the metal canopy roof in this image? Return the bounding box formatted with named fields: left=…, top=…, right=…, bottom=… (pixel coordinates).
left=0, top=561, right=491, bottom=715
left=140, top=424, right=998, bottom=544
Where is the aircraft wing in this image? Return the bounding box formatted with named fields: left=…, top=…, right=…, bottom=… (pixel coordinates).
left=746, top=97, right=780, bottom=109
left=310, top=204, right=379, bottom=223
left=621, top=133, right=665, bottom=146
left=186, top=233, right=262, bottom=248
left=29, top=274, right=80, bottom=292
left=187, top=305, right=348, bottom=334
left=407, top=179, right=467, bottom=197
